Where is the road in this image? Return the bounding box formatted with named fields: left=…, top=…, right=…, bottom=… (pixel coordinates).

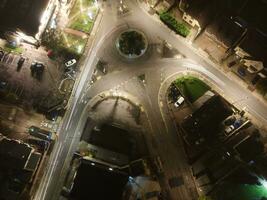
left=34, top=0, right=267, bottom=200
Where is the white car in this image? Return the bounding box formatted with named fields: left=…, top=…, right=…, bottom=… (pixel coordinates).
left=65, top=59, right=77, bottom=68
left=224, top=125, right=235, bottom=135
left=174, top=96, right=185, bottom=108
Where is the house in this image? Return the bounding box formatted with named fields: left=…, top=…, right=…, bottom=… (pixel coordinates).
left=0, top=137, right=41, bottom=200
left=0, top=0, right=58, bottom=38
left=181, top=95, right=233, bottom=146
left=155, top=0, right=175, bottom=13
left=69, top=159, right=129, bottom=200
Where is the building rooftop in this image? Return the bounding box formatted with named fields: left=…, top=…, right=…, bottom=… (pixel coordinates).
left=0, top=138, right=32, bottom=170
left=0, top=0, right=49, bottom=35
left=70, top=159, right=129, bottom=200
left=239, top=30, right=267, bottom=66
left=182, top=95, right=233, bottom=145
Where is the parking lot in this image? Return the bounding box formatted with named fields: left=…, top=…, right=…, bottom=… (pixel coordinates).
left=0, top=43, right=65, bottom=109
left=0, top=42, right=66, bottom=143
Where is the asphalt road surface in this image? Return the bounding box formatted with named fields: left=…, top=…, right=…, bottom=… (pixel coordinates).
left=34, top=0, right=267, bottom=200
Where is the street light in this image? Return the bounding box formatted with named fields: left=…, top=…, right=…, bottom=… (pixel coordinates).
left=259, top=178, right=267, bottom=189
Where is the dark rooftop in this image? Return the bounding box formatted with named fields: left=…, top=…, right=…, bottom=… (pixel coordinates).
left=182, top=95, right=233, bottom=144
left=87, top=124, right=135, bottom=158
left=0, top=138, right=32, bottom=170
left=239, top=30, right=267, bottom=66
left=0, top=0, right=49, bottom=35
left=70, top=160, right=129, bottom=200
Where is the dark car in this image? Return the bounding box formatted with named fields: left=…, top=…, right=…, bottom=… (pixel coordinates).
left=0, top=50, right=4, bottom=60
left=228, top=60, right=237, bottom=68
left=17, top=57, right=25, bottom=71
left=0, top=80, right=8, bottom=92
left=28, top=126, right=52, bottom=141
left=31, top=61, right=45, bottom=80
left=238, top=67, right=246, bottom=77
left=224, top=116, right=236, bottom=126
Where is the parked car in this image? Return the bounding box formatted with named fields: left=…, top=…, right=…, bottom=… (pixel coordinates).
left=17, top=57, right=25, bottom=71
left=174, top=95, right=185, bottom=108
left=0, top=80, right=8, bottom=92
left=31, top=61, right=45, bottom=79
left=0, top=50, right=4, bottom=60
left=224, top=116, right=236, bottom=126
left=228, top=60, right=237, bottom=68
left=28, top=126, right=52, bottom=141
left=65, top=59, right=76, bottom=68
left=225, top=125, right=235, bottom=135
left=237, top=67, right=246, bottom=77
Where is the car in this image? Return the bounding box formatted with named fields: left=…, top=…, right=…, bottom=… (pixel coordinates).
left=237, top=67, right=246, bottom=77
left=228, top=60, right=237, bottom=68
left=0, top=50, right=4, bottom=60
left=224, top=125, right=235, bottom=135
left=17, top=56, right=25, bottom=65
left=174, top=96, right=185, bottom=108
left=28, top=126, right=52, bottom=141
left=65, top=59, right=77, bottom=68
left=224, top=116, right=236, bottom=126
left=0, top=80, right=8, bottom=91
left=31, top=61, right=45, bottom=79
left=17, top=57, right=25, bottom=71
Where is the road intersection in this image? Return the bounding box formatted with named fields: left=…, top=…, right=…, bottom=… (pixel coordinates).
left=34, top=0, right=267, bottom=200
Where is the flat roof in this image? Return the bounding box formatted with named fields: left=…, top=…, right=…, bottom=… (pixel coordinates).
left=182, top=95, right=233, bottom=144
left=0, top=0, right=49, bottom=35
left=0, top=138, right=32, bottom=169
left=70, top=160, right=128, bottom=200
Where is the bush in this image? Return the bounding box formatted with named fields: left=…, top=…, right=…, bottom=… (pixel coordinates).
left=159, top=12, right=190, bottom=37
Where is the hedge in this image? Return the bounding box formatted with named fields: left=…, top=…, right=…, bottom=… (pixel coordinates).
left=159, top=12, right=190, bottom=37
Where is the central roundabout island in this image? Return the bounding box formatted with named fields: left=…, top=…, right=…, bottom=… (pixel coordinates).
left=116, top=29, right=148, bottom=59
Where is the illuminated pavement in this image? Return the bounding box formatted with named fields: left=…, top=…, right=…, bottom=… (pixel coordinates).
left=34, top=0, right=267, bottom=200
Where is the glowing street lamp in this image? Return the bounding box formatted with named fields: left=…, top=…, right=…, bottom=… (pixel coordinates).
left=259, top=178, right=267, bottom=189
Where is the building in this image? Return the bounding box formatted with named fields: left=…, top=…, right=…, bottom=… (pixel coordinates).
left=181, top=95, right=233, bottom=146
left=0, top=137, right=41, bottom=200
left=0, top=0, right=58, bottom=39
left=68, top=159, right=129, bottom=200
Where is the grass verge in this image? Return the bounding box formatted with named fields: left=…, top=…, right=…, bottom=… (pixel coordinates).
left=174, top=76, right=210, bottom=103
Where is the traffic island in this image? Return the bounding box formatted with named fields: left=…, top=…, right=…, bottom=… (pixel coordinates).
left=116, top=29, right=148, bottom=59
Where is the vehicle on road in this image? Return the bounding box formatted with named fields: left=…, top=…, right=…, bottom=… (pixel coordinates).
left=28, top=126, right=52, bottom=141
left=174, top=96, right=185, bottom=108
left=65, top=59, right=77, bottom=68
